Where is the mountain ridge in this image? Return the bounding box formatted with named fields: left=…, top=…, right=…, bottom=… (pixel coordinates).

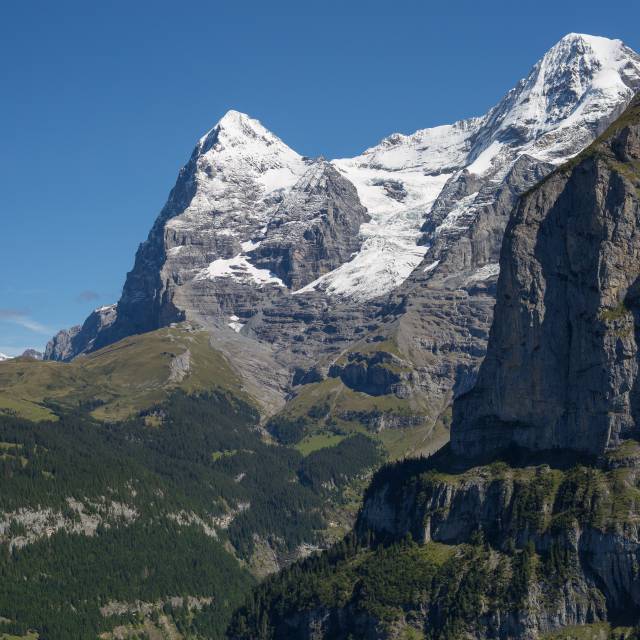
left=47, top=33, right=640, bottom=349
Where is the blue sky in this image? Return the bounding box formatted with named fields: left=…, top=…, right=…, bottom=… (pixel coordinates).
left=1, top=0, right=639, bottom=354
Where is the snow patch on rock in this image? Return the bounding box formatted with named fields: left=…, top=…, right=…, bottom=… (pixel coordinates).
left=196, top=254, right=285, bottom=287
left=465, top=263, right=500, bottom=284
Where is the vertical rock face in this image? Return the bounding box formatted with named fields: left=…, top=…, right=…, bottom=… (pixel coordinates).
left=452, top=97, right=640, bottom=458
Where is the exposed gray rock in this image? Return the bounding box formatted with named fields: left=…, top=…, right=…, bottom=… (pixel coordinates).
left=44, top=325, right=81, bottom=361
left=328, top=351, right=409, bottom=397
left=249, top=161, right=369, bottom=289
left=100, top=596, right=213, bottom=619
left=452, top=96, right=640, bottom=459
left=1, top=497, right=138, bottom=550
left=337, top=410, right=424, bottom=432
left=168, top=349, right=191, bottom=383
left=45, top=304, right=117, bottom=361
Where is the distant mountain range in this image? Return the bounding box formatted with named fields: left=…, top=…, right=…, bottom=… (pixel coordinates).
left=0, top=349, right=42, bottom=361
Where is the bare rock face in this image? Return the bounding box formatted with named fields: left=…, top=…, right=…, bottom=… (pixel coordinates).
left=249, top=161, right=370, bottom=289
left=45, top=304, right=117, bottom=361
left=452, top=96, right=640, bottom=459
left=328, top=351, right=410, bottom=397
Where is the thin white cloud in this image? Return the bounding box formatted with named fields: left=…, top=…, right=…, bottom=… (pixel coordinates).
left=0, top=309, right=52, bottom=335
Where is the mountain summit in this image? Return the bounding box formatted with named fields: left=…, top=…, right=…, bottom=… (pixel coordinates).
left=325, top=33, right=640, bottom=299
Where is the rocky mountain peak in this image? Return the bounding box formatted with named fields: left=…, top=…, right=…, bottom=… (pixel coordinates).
left=199, top=109, right=294, bottom=157
left=179, top=116, right=307, bottom=242
left=464, top=33, right=640, bottom=179
left=529, top=32, right=632, bottom=116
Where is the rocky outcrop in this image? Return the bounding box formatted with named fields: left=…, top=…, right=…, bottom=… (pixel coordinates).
left=452, top=96, right=640, bottom=459
left=337, top=410, right=424, bottom=431
left=1, top=497, right=138, bottom=550
left=45, top=304, right=117, bottom=361
left=44, top=325, right=82, bottom=361
left=328, top=351, right=410, bottom=397
left=168, top=349, right=191, bottom=383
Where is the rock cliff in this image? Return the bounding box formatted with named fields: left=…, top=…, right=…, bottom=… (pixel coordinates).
left=452, top=96, right=640, bottom=459
left=45, top=304, right=116, bottom=361
left=249, top=160, right=370, bottom=289
left=229, top=443, right=640, bottom=639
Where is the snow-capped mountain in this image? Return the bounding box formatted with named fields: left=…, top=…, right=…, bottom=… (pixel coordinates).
left=170, top=109, right=307, bottom=241
left=46, top=33, right=640, bottom=390
left=0, top=353, right=12, bottom=362
left=159, top=110, right=311, bottom=297
left=302, top=33, right=640, bottom=300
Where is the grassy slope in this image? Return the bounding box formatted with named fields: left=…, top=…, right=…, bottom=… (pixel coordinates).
left=270, top=321, right=453, bottom=461
left=0, top=325, right=248, bottom=422
left=274, top=375, right=450, bottom=461
left=1, top=322, right=449, bottom=459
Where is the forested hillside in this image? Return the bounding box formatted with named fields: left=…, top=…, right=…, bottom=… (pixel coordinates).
left=0, top=390, right=381, bottom=639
